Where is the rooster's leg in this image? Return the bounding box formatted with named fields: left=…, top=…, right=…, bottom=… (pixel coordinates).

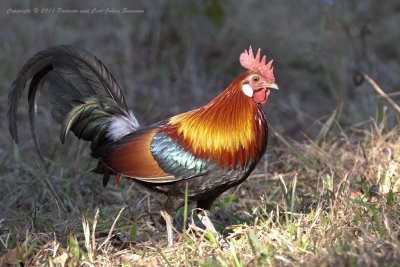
left=197, top=199, right=227, bottom=247
left=163, top=197, right=185, bottom=246
left=197, top=198, right=217, bottom=232
left=160, top=210, right=174, bottom=246
left=197, top=209, right=218, bottom=233
left=165, top=212, right=174, bottom=246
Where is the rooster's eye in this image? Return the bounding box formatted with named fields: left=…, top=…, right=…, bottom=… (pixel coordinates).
left=252, top=76, right=259, bottom=82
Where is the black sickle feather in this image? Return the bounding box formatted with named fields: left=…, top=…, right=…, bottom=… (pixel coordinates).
left=8, top=54, right=53, bottom=144
left=8, top=45, right=129, bottom=157
left=28, top=65, right=53, bottom=161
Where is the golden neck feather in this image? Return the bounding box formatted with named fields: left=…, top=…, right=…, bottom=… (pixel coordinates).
left=161, top=74, right=268, bottom=168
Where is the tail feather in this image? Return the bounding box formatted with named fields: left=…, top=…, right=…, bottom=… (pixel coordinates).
left=28, top=65, right=54, bottom=159
left=8, top=51, right=53, bottom=144
left=8, top=45, right=138, bottom=159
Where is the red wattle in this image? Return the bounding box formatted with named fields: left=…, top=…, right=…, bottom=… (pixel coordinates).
left=254, top=89, right=270, bottom=104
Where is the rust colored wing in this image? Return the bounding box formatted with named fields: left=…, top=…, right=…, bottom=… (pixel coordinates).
left=105, top=126, right=179, bottom=183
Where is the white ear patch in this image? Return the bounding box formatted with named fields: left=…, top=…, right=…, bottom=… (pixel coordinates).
left=242, top=84, right=253, bottom=97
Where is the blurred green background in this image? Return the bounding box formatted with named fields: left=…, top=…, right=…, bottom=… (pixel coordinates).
left=0, top=0, right=399, bottom=149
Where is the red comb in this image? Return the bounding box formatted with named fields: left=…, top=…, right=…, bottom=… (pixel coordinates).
left=239, top=46, right=275, bottom=82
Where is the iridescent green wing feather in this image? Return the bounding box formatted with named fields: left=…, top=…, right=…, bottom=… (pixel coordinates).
left=150, top=131, right=211, bottom=180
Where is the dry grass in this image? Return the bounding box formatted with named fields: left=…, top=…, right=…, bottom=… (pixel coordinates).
left=1, top=103, right=399, bottom=266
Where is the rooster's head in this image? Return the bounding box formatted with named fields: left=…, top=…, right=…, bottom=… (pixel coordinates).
left=239, top=46, right=278, bottom=104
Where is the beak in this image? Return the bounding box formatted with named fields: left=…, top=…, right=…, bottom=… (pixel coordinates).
left=265, top=83, right=279, bottom=90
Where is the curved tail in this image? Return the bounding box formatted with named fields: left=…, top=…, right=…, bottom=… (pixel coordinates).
left=7, top=45, right=139, bottom=160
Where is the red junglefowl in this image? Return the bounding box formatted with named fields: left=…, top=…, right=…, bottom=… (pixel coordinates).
left=7, top=45, right=278, bottom=246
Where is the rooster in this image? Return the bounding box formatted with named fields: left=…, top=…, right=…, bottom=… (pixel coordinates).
left=8, top=45, right=278, bottom=246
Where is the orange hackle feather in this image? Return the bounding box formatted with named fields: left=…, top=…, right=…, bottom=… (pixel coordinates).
left=160, top=72, right=268, bottom=169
